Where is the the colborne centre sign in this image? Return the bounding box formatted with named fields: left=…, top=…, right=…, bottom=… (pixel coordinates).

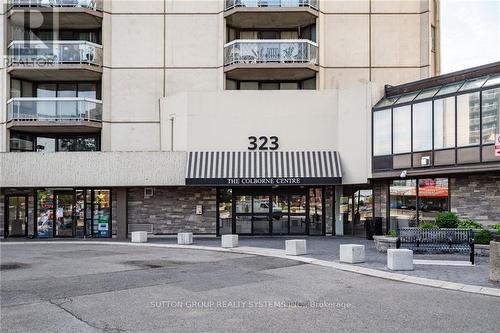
left=185, top=177, right=342, bottom=186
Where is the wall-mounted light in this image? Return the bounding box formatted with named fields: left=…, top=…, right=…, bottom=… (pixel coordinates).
left=400, top=170, right=407, bottom=178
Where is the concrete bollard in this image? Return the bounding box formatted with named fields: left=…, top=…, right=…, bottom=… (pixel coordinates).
left=489, top=241, right=500, bottom=282
left=177, top=232, right=193, bottom=245
left=221, top=234, right=239, bottom=248
left=285, top=239, right=307, bottom=256
left=387, top=249, right=414, bottom=271
left=131, top=231, right=148, bottom=243
left=339, top=244, right=365, bottom=263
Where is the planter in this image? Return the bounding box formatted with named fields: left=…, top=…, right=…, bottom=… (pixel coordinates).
left=474, top=244, right=490, bottom=257
left=373, top=236, right=398, bottom=253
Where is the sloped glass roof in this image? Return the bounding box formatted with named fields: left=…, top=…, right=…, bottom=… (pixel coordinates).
left=373, top=73, right=500, bottom=110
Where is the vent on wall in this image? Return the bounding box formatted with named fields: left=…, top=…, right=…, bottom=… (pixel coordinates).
left=144, top=187, right=154, bottom=199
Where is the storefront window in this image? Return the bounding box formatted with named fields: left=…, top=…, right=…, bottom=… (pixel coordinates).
left=235, top=195, right=252, bottom=213
left=271, top=195, right=289, bottom=234
left=309, top=188, right=323, bottom=235
left=373, top=109, right=391, bottom=156
left=482, top=88, right=500, bottom=144
left=418, top=178, right=449, bottom=223
left=37, top=190, right=54, bottom=238
left=393, top=105, right=411, bottom=153
left=75, top=190, right=86, bottom=238
left=92, top=190, right=111, bottom=237
left=412, top=101, right=432, bottom=151
left=457, top=92, right=480, bottom=147
left=218, top=189, right=232, bottom=235
left=434, top=97, right=456, bottom=149
left=354, top=189, right=373, bottom=237
left=390, top=180, right=417, bottom=229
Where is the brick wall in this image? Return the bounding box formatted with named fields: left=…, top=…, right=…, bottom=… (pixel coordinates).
left=127, top=187, right=217, bottom=234
left=450, top=174, right=500, bottom=226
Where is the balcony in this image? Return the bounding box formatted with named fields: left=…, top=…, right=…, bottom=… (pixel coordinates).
left=7, top=97, right=102, bottom=133
left=8, top=0, right=103, bottom=29
left=7, top=40, right=103, bottom=80
left=224, top=0, right=318, bottom=29
left=224, top=39, right=318, bottom=81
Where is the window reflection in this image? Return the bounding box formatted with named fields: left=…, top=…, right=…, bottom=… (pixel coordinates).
left=457, top=92, right=480, bottom=147
left=37, top=190, right=54, bottom=238
left=373, top=109, right=391, bottom=156
left=412, top=101, right=432, bottom=151
left=390, top=180, right=417, bottom=229
left=418, top=178, right=449, bottom=223
left=482, top=88, right=500, bottom=144
left=393, top=105, right=411, bottom=153
left=434, top=97, right=456, bottom=149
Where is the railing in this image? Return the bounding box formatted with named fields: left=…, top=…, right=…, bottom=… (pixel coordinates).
left=7, top=40, right=103, bottom=66
left=224, top=39, right=318, bottom=66
left=7, top=97, right=103, bottom=122
left=225, top=0, right=318, bottom=10
left=9, top=0, right=102, bottom=10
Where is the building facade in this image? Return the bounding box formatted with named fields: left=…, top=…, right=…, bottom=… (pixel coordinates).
left=5, top=0, right=490, bottom=241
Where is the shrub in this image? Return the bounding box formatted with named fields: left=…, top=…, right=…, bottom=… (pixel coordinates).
left=418, top=222, right=438, bottom=229
left=388, top=230, right=397, bottom=237
left=457, top=219, right=483, bottom=229
left=492, top=224, right=500, bottom=230
left=435, top=212, right=459, bottom=228
left=474, top=230, right=493, bottom=245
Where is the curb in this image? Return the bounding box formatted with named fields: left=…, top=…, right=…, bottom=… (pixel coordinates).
left=2, top=241, right=499, bottom=298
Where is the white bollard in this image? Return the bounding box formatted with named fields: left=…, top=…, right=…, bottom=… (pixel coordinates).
left=177, top=232, right=193, bottom=245
left=387, top=249, right=414, bottom=271
left=285, top=240, right=307, bottom=256
left=221, top=234, right=239, bottom=248
left=131, top=231, right=148, bottom=243
left=339, top=244, right=365, bottom=264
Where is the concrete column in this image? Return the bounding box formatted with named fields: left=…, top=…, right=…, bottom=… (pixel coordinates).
left=490, top=241, right=500, bottom=282
left=115, top=188, right=127, bottom=240
left=334, top=186, right=343, bottom=236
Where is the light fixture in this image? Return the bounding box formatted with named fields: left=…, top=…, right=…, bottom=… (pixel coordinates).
left=400, top=170, right=407, bottom=178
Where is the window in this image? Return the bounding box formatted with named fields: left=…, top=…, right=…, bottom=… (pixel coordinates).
left=10, top=132, right=100, bottom=152
left=393, top=105, right=411, bottom=154
left=373, top=109, right=391, bottom=156
left=457, top=92, right=480, bottom=146
left=434, top=97, right=455, bottom=149
left=226, top=78, right=316, bottom=90
left=418, top=178, right=449, bottom=223
left=431, top=25, right=436, bottom=52
left=482, top=88, right=500, bottom=144
left=412, top=101, right=432, bottom=151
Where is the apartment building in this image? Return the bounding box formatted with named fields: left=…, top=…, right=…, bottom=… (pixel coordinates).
left=0, top=0, right=468, bottom=239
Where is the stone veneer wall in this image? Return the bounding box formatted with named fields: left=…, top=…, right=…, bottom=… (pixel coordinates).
left=127, top=187, right=217, bottom=234
left=450, top=174, right=500, bottom=226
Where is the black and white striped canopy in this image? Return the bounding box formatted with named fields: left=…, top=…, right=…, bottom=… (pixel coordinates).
left=185, top=151, right=342, bottom=186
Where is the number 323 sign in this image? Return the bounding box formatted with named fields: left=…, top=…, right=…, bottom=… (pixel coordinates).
left=248, top=136, right=279, bottom=151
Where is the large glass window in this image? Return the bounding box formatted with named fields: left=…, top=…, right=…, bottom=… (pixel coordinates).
left=412, top=101, right=432, bottom=151
left=373, top=109, right=391, bottom=156
left=218, top=189, right=232, bottom=235
left=393, top=105, right=411, bottom=153
left=390, top=180, right=417, bottom=228
left=418, top=178, right=449, bottom=223
left=37, top=190, right=54, bottom=238
left=93, top=190, right=111, bottom=238
left=457, top=92, right=480, bottom=146
left=482, top=88, right=500, bottom=144
left=434, top=97, right=456, bottom=149
left=10, top=132, right=34, bottom=152
left=10, top=132, right=99, bottom=152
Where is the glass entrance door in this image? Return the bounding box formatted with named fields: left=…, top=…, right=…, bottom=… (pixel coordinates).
left=55, top=192, right=75, bottom=237
left=6, top=196, right=28, bottom=237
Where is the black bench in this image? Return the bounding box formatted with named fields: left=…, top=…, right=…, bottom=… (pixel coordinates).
left=396, top=228, right=475, bottom=264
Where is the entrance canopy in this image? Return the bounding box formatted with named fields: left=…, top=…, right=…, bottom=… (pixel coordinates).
left=186, top=151, right=342, bottom=186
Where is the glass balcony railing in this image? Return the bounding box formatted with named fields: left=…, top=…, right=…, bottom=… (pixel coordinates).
left=7, top=97, right=103, bottom=123
left=8, top=40, right=103, bottom=66
left=224, top=39, right=318, bottom=66
left=225, top=0, right=318, bottom=10
left=9, top=0, right=102, bottom=10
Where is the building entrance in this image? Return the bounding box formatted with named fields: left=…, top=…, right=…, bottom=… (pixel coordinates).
left=217, top=187, right=325, bottom=236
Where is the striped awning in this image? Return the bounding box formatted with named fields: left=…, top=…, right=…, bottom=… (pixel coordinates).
left=185, top=151, right=342, bottom=186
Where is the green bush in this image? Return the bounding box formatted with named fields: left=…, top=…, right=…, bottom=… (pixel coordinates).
left=418, top=222, right=438, bottom=229
left=474, top=230, right=493, bottom=245
left=388, top=230, right=397, bottom=237
left=492, top=224, right=500, bottom=230
left=435, top=212, right=459, bottom=228
left=457, top=219, right=483, bottom=229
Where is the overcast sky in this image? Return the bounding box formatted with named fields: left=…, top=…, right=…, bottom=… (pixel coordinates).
left=440, top=0, right=500, bottom=73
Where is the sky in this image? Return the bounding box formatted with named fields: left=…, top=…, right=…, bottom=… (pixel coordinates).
left=440, top=0, right=500, bottom=73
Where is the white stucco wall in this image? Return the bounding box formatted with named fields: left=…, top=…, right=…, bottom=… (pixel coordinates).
left=0, top=151, right=185, bottom=187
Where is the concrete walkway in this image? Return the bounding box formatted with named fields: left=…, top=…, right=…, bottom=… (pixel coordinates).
left=2, top=237, right=499, bottom=298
